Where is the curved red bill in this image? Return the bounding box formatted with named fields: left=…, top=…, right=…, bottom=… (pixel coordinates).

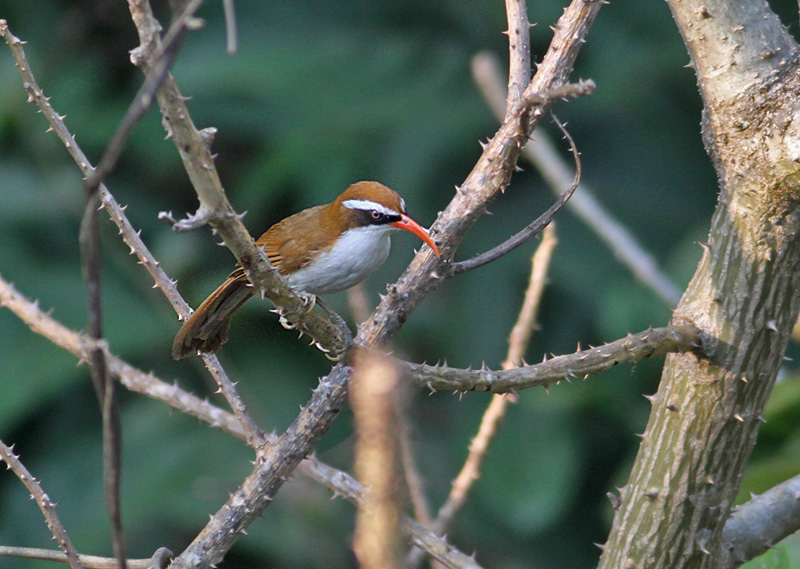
left=392, top=214, right=440, bottom=256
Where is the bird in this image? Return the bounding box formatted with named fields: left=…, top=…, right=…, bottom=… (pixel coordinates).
left=172, top=181, right=440, bottom=359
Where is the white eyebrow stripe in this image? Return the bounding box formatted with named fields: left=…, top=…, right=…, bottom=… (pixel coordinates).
left=342, top=199, right=400, bottom=217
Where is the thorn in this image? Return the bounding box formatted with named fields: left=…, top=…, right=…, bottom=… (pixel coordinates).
left=765, top=319, right=778, bottom=332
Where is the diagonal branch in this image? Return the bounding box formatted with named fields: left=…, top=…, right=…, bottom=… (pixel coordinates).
left=166, top=3, right=605, bottom=567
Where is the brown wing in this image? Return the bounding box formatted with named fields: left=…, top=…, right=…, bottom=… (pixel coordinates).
left=256, top=204, right=337, bottom=274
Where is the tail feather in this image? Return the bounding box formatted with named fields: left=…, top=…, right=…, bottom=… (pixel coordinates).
left=172, top=274, right=254, bottom=360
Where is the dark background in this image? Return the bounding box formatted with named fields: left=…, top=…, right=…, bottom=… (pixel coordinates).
left=1, top=1, right=799, bottom=567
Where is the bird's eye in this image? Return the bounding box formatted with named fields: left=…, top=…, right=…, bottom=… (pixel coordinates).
left=370, top=210, right=382, bottom=220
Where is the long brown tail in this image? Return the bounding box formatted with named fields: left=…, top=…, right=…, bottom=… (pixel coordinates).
left=172, top=273, right=255, bottom=359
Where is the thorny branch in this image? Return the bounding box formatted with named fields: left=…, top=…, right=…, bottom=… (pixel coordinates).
left=0, top=439, right=85, bottom=569
left=404, top=325, right=700, bottom=393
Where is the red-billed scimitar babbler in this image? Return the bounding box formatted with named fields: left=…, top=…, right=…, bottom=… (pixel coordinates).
left=172, top=181, right=440, bottom=359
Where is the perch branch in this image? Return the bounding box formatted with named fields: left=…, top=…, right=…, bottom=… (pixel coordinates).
left=404, top=325, right=699, bottom=393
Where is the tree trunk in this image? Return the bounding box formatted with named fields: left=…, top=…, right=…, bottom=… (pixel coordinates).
left=598, top=1, right=800, bottom=567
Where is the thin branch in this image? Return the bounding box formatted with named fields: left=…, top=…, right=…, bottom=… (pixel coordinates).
left=410, top=224, right=558, bottom=568
left=0, top=546, right=172, bottom=569
left=450, top=112, right=582, bottom=275
left=1, top=19, right=265, bottom=450
left=0, top=440, right=85, bottom=569
left=0, top=274, right=483, bottom=569
left=471, top=50, right=682, bottom=305
left=201, top=354, right=267, bottom=446
left=404, top=324, right=699, bottom=393
left=79, top=188, right=125, bottom=569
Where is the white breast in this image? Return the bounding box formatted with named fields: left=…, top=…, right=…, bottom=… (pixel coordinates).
left=285, top=224, right=394, bottom=295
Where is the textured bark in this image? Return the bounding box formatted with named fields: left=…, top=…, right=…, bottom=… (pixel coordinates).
left=598, top=1, right=800, bottom=568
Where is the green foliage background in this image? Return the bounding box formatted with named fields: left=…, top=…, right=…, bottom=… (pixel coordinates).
left=0, top=1, right=799, bottom=567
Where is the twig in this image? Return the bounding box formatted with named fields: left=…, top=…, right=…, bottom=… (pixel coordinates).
left=84, top=0, right=204, bottom=197
left=0, top=546, right=172, bottom=569
left=404, top=324, right=699, bottom=393
left=79, top=186, right=125, bottom=569
left=0, top=440, right=85, bottom=569
left=471, top=50, right=682, bottom=305
left=351, top=353, right=403, bottom=569
left=450, top=113, right=581, bottom=275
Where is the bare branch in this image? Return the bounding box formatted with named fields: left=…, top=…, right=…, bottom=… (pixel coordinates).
left=404, top=325, right=699, bottom=393
left=85, top=0, right=204, bottom=197
left=359, top=0, right=604, bottom=347
left=471, top=51, right=682, bottom=305
left=223, top=0, right=238, bottom=55
left=0, top=440, right=85, bottom=569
